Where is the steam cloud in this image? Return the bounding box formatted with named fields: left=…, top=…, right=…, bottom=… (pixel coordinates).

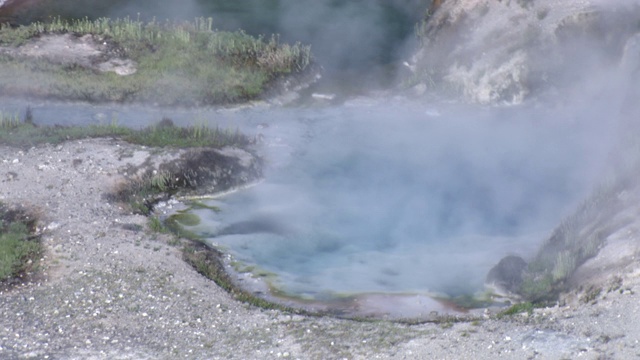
left=199, top=95, right=617, bottom=296
left=7, top=0, right=639, bottom=298
left=180, top=1, right=640, bottom=298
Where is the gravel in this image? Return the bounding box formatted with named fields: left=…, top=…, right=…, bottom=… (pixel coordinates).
left=1, top=138, right=640, bottom=359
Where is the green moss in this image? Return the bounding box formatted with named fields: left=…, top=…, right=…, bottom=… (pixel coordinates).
left=0, top=113, right=251, bottom=215
left=188, top=201, right=221, bottom=212
left=181, top=241, right=305, bottom=313
left=168, top=213, right=201, bottom=227
left=448, top=294, right=493, bottom=309
left=164, top=216, right=202, bottom=240
left=440, top=321, right=454, bottom=329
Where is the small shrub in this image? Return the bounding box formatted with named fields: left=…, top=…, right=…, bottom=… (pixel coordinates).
left=519, top=274, right=554, bottom=302
left=150, top=172, right=172, bottom=192
left=580, top=286, right=602, bottom=304
left=497, top=302, right=535, bottom=318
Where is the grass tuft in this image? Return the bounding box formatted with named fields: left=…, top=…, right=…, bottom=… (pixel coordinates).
left=147, top=216, right=169, bottom=234
left=0, top=112, right=21, bottom=129
left=0, top=204, right=41, bottom=282
left=124, top=117, right=249, bottom=149
left=496, top=302, right=536, bottom=318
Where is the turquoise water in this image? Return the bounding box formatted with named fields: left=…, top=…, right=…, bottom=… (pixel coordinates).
left=0, top=0, right=620, bottom=313
left=0, top=93, right=612, bottom=312
left=178, top=99, right=610, bottom=301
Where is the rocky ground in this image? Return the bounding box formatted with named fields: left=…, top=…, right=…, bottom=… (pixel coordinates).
left=0, top=138, right=638, bottom=359
left=0, top=33, right=138, bottom=76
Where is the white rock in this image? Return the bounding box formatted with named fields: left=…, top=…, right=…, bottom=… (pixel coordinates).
left=311, top=93, right=336, bottom=101
left=47, top=222, right=61, bottom=230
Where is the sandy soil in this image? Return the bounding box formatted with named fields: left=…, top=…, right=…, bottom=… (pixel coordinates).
left=0, top=138, right=639, bottom=360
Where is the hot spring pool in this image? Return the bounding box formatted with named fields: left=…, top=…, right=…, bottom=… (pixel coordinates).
left=171, top=99, right=611, bottom=316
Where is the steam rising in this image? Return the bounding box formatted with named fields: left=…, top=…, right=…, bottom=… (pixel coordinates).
left=160, top=1, right=639, bottom=299
left=5, top=0, right=640, bottom=301
left=192, top=97, right=615, bottom=296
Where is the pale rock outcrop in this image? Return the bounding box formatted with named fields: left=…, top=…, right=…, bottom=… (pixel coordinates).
left=0, top=33, right=138, bottom=76
left=412, top=0, right=640, bottom=104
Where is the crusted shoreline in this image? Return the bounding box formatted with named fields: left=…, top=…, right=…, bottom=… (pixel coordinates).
left=1, top=138, right=640, bottom=359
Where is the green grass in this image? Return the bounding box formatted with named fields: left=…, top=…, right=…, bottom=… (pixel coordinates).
left=147, top=216, right=169, bottom=234
left=0, top=204, right=41, bottom=282
left=2, top=110, right=253, bottom=215
left=0, top=16, right=313, bottom=105
left=496, top=302, right=536, bottom=318
left=125, top=118, right=249, bottom=148
left=167, top=212, right=201, bottom=226
left=0, top=110, right=130, bottom=147
left=0, top=111, right=250, bottom=149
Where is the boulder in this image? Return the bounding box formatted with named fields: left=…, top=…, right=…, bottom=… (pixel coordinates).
left=485, top=255, right=527, bottom=296
left=0, top=0, right=40, bottom=13
left=154, top=147, right=263, bottom=198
